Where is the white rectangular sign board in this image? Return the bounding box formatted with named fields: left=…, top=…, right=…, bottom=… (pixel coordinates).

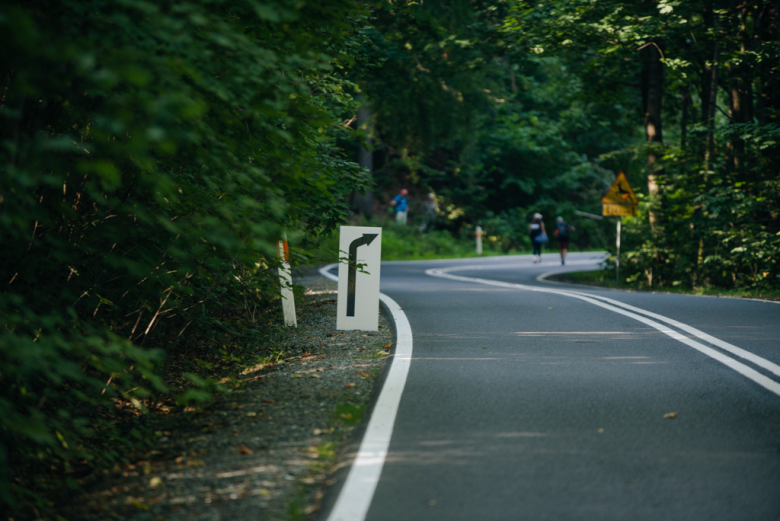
left=336, top=226, right=382, bottom=331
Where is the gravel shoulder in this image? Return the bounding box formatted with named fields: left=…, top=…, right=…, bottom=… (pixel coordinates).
left=60, top=273, right=393, bottom=521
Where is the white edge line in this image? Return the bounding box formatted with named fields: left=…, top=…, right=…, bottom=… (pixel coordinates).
left=529, top=266, right=780, bottom=377
left=426, top=267, right=780, bottom=398
left=319, top=264, right=413, bottom=521
left=564, top=290, right=780, bottom=378
left=452, top=262, right=780, bottom=378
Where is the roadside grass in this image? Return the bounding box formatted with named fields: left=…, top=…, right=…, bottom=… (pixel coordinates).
left=310, top=222, right=601, bottom=262
left=550, top=269, right=780, bottom=300
left=311, top=224, right=508, bottom=261
left=332, top=400, right=367, bottom=427
left=286, top=393, right=373, bottom=519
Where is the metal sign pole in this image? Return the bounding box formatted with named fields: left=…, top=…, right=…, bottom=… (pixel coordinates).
left=616, top=218, right=621, bottom=286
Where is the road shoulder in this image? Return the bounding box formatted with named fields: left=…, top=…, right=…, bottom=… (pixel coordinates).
left=58, top=274, right=393, bottom=521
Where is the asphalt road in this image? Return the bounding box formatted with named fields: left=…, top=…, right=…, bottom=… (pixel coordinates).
left=360, top=252, right=780, bottom=521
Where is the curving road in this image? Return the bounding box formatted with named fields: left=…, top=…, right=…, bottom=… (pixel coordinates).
left=325, top=252, right=780, bottom=521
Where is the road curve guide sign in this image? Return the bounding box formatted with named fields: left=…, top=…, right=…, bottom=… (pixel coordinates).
left=337, top=226, right=382, bottom=331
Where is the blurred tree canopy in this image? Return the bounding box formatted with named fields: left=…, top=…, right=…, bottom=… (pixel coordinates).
left=504, top=0, right=780, bottom=290
left=3, top=0, right=779, bottom=515
left=359, top=0, right=779, bottom=289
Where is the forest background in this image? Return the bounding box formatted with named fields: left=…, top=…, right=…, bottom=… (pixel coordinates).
left=2, top=0, right=778, bottom=516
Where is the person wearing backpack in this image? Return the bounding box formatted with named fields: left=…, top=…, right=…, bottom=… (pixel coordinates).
left=554, top=216, right=575, bottom=265
left=528, top=213, right=548, bottom=263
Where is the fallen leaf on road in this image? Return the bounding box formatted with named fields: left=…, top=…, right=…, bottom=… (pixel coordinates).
left=129, top=500, right=150, bottom=510
left=262, top=399, right=275, bottom=404
left=310, top=374, right=320, bottom=379
left=340, top=413, right=352, bottom=419
left=663, top=412, right=677, bottom=419
left=149, top=477, right=162, bottom=488
left=383, top=343, right=394, bottom=349
left=291, top=374, right=302, bottom=379
left=360, top=371, right=370, bottom=378
left=187, top=460, right=205, bottom=467
left=548, top=307, right=552, bottom=310
left=246, top=412, right=257, bottom=417
left=238, top=446, right=253, bottom=455
left=313, top=428, right=322, bottom=436
left=345, top=383, right=355, bottom=388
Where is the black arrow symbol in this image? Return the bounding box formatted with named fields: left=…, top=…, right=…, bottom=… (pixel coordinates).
left=347, top=233, right=378, bottom=317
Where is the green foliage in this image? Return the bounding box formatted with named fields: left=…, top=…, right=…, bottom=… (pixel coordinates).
left=361, top=1, right=627, bottom=251
left=1, top=0, right=372, bottom=512
left=505, top=0, right=780, bottom=292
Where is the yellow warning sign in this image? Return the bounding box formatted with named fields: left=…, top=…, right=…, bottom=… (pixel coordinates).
left=603, top=203, right=637, bottom=217
left=602, top=172, right=637, bottom=217
left=602, top=172, right=638, bottom=205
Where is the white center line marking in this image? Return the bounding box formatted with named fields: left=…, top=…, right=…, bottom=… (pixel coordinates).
left=427, top=265, right=780, bottom=397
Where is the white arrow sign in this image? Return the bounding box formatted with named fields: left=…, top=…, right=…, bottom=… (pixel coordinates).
left=336, top=226, right=382, bottom=331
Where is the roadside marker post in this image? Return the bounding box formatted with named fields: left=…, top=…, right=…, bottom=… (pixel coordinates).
left=616, top=218, right=621, bottom=286
left=336, top=226, right=382, bottom=331
left=601, top=173, right=638, bottom=287
left=475, top=226, right=483, bottom=256
left=277, top=234, right=297, bottom=327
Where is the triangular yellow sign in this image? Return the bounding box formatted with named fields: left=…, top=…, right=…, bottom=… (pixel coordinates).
left=602, top=172, right=638, bottom=204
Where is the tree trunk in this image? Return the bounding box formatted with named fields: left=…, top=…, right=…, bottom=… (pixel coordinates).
left=642, top=40, right=664, bottom=229
left=509, top=60, right=517, bottom=93
left=753, top=4, right=767, bottom=125
left=353, top=104, right=374, bottom=219
left=727, top=4, right=754, bottom=176
left=704, top=40, right=720, bottom=175
left=681, top=89, right=691, bottom=152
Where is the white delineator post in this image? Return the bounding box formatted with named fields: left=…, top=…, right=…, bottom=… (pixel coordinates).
left=616, top=218, right=621, bottom=287
left=476, top=226, right=483, bottom=255
left=277, top=235, right=297, bottom=327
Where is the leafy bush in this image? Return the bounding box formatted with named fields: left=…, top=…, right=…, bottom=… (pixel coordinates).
left=0, top=0, right=370, bottom=512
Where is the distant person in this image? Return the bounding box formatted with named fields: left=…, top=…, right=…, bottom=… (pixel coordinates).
left=419, top=192, right=438, bottom=231
left=391, top=188, right=409, bottom=224
left=529, top=213, right=547, bottom=263
left=554, top=216, right=575, bottom=265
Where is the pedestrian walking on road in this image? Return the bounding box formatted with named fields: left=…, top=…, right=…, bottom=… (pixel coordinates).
left=554, top=216, right=575, bottom=265
left=529, top=213, right=547, bottom=263
left=391, top=189, right=409, bottom=224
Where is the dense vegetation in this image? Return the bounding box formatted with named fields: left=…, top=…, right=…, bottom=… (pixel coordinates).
left=505, top=0, right=780, bottom=291
left=1, top=0, right=371, bottom=512
left=2, top=0, right=779, bottom=516
left=357, top=0, right=779, bottom=292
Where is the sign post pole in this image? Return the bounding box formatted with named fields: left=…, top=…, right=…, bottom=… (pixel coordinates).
left=616, top=218, right=621, bottom=286
left=475, top=226, right=483, bottom=256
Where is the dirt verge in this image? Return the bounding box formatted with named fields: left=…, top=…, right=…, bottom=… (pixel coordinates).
left=58, top=273, right=393, bottom=521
